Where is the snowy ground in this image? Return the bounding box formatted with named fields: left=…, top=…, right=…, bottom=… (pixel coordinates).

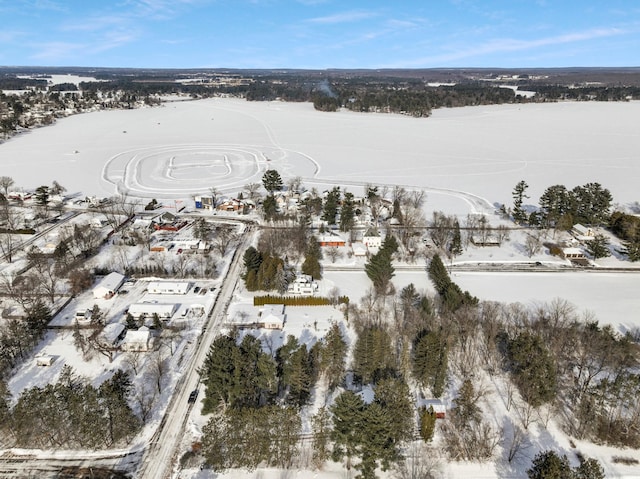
left=3, top=98, right=640, bottom=478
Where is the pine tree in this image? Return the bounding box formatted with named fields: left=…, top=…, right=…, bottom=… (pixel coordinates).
left=448, top=219, right=463, bottom=257
left=339, top=191, right=356, bottom=232
left=358, top=402, right=399, bottom=478
left=412, top=328, right=448, bottom=397
left=374, top=377, right=415, bottom=442
left=428, top=253, right=450, bottom=295
left=301, top=236, right=322, bottom=279
left=262, top=169, right=283, bottom=194
left=585, top=233, right=611, bottom=259
left=331, top=390, right=366, bottom=471
left=419, top=406, right=437, bottom=442
left=364, top=250, right=395, bottom=295
left=322, top=187, right=341, bottom=225
left=527, top=450, right=572, bottom=479
left=320, top=322, right=348, bottom=390
left=512, top=180, right=529, bottom=225
left=353, top=326, right=395, bottom=385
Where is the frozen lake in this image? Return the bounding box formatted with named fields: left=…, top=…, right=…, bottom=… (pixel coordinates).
left=2, top=98, right=640, bottom=215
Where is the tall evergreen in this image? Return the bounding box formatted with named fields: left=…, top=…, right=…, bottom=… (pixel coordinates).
left=374, top=377, right=415, bottom=443
left=412, top=328, right=448, bottom=398
left=301, top=236, right=322, bottom=279
left=352, top=326, right=395, bottom=385
left=339, top=191, right=356, bottom=232
left=512, top=180, right=529, bottom=225
left=319, top=322, right=348, bottom=390
left=331, top=390, right=366, bottom=471
left=322, top=187, right=341, bottom=225
left=262, top=169, right=283, bottom=194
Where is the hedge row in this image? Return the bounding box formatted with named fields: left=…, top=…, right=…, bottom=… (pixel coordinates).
left=253, top=295, right=349, bottom=306
left=0, top=228, right=35, bottom=235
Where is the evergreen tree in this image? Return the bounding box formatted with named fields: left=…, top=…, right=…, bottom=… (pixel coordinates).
left=358, top=402, right=399, bottom=478
left=352, top=326, right=395, bottom=385
left=508, top=332, right=557, bottom=407
left=527, top=450, right=572, bottom=479
left=262, top=194, right=278, bottom=220
left=34, top=185, right=50, bottom=208
left=311, top=406, right=332, bottom=468
left=364, top=249, right=395, bottom=295
left=322, top=186, right=341, bottom=225
left=448, top=219, right=463, bottom=257
left=512, top=180, right=529, bottom=225
left=585, top=233, right=611, bottom=259
left=574, top=457, right=605, bottom=479
left=451, top=379, right=481, bottom=429
left=301, top=236, right=322, bottom=279
left=262, top=169, right=283, bottom=194
left=339, top=191, right=356, bottom=232
left=619, top=239, right=640, bottom=262
left=428, top=254, right=450, bottom=294
left=412, top=328, right=448, bottom=398
left=331, top=390, right=366, bottom=471
left=374, top=377, right=415, bottom=443
left=419, top=406, right=437, bottom=442
left=319, top=322, right=348, bottom=390
left=539, top=184, right=571, bottom=229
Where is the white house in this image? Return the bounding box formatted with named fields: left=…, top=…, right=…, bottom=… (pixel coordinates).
left=562, top=247, right=586, bottom=260
left=260, top=304, right=285, bottom=330
left=287, top=274, right=318, bottom=296
left=572, top=224, right=595, bottom=241
left=128, top=303, right=177, bottom=319
left=146, top=281, right=190, bottom=295
left=93, top=272, right=125, bottom=299
left=121, top=327, right=153, bottom=352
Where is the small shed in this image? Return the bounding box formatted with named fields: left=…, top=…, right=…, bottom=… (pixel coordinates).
left=147, top=281, right=190, bottom=295
left=93, top=272, right=125, bottom=299
left=423, top=399, right=446, bottom=419
left=36, top=355, right=55, bottom=367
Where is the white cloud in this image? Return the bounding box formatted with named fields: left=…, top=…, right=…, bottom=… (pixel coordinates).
left=405, top=26, right=628, bottom=66
left=307, top=10, right=378, bottom=25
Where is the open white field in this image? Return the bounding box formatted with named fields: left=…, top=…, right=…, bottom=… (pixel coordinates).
left=2, top=98, right=640, bottom=215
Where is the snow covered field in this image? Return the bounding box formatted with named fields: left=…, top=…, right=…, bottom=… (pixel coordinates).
left=3, top=98, right=640, bottom=478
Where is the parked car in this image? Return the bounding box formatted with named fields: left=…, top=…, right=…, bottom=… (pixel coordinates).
left=188, top=390, right=199, bottom=403
left=193, top=286, right=201, bottom=294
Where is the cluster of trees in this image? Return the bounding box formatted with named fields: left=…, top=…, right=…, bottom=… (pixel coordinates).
left=0, top=367, right=140, bottom=448
left=242, top=246, right=293, bottom=292
left=199, top=325, right=348, bottom=471
left=609, top=211, right=640, bottom=261
left=0, top=299, right=50, bottom=379
left=511, top=181, right=613, bottom=229
left=527, top=450, right=604, bottom=479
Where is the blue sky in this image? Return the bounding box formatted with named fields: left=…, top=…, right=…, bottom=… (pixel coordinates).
left=1, top=0, right=639, bottom=69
